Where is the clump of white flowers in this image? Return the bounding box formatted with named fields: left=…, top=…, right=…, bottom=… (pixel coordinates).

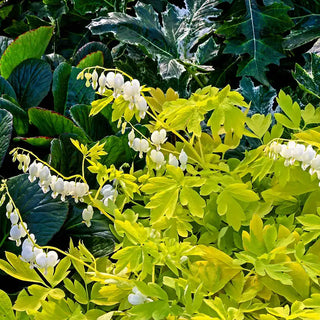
left=267, top=140, right=320, bottom=184
left=0, top=189, right=59, bottom=272
left=128, top=287, right=153, bottom=305
left=13, top=151, right=89, bottom=203
left=78, top=68, right=149, bottom=119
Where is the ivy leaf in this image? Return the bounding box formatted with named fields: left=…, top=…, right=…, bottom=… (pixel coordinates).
left=217, top=0, right=293, bottom=85
left=8, top=58, right=52, bottom=109
left=0, top=26, right=54, bottom=79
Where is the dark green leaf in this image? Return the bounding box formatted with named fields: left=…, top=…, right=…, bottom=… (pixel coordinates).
left=52, top=62, right=72, bottom=114
left=43, top=53, right=66, bottom=69
left=50, top=133, right=85, bottom=177
left=0, top=96, right=29, bottom=135
left=28, top=107, right=88, bottom=140
left=0, top=26, right=54, bottom=79
left=217, top=0, right=293, bottom=85
left=8, top=58, right=52, bottom=109
left=239, top=77, right=277, bottom=115
left=76, top=51, right=104, bottom=69
left=65, top=67, right=95, bottom=114
left=26, top=15, right=51, bottom=29
left=0, top=75, right=16, bottom=99
left=293, top=54, right=320, bottom=99
left=99, top=133, right=135, bottom=167
left=13, top=136, right=53, bottom=147
left=74, top=0, right=113, bottom=14
left=73, top=41, right=113, bottom=68
left=0, top=36, right=12, bottom=60
left=70, top=104, right=115, bottom=140
left=0, top=109, right=12, bottom=167
left=196, top=37, right=219, bottom=65
left=64, top=206, right=114, bottom=257
left=7, top=174, right=68, bottom=245
left=284, top=16, right=320, bottom=50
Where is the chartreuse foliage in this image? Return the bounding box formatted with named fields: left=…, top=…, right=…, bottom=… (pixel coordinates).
left=2, top=69, right=320, bottom=319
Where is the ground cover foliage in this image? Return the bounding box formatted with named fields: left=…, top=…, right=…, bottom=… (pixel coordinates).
left=1, top=0, right=320, bottom=319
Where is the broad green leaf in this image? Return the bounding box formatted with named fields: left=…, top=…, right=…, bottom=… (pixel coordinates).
left=64, top=206, right=115, bottom=257
left=52, top=62, right=72, bottom=114
left=65, top=67, right=95, bottom=113
left=76, top=51, right=104, bottom=69
left=70, top=104, right=115, bottom=140
left=0, top=75, right=17, bottom=99
left=13, top=136, right=53, bottom=147
left=217, top=1, right=293, bottom=85
left=7, top=174, right=68, bottom=245
left=0, top=109, right=12, bottom=167
left=73, top=42, right=113, bottom=68
left=0, top=289, right=15, bottom=320
left=8, top=58, right=52, bottom=109
left=50, top=134, right=85, bottom=177
left=28, top=107, right=88, bottom=140
left=0, top=26, right=54, bottom=79
left=293, top=54, right=320, bottom=99
left=0, top=96, right=28, bottom=135
left=284, top=16, right=320, bottom=50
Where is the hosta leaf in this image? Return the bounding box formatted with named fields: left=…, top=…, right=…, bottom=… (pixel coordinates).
left=0, top=109, right=12, bottom=167
left=52, top=62, right=72, bottom=114
left=7, top=174, right=68, bottom=245
left=0, top=26, right=54, bottom=79
left=28, top=107, right=88, bottom=140
left=8, top=58, right=52, bottom=109
left=0, top=96, right=28, bottom=135
left=0, top=75, right=17, bottom=99
left=293, top=54, right=320, bottom=99
left=76, top=51, right=104, bottom=69
left=217, top=0, right=293, bottom=85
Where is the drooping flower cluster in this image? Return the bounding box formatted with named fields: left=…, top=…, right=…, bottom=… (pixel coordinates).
left=267, top=140, right=320, bottom=184
left=1, top=192, right=59, bottom=273
left=14, top=152, right=89, bottom=203
left=80, top=69, right=149, bottom=119
left=127, top=129, right=188, bottom=171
